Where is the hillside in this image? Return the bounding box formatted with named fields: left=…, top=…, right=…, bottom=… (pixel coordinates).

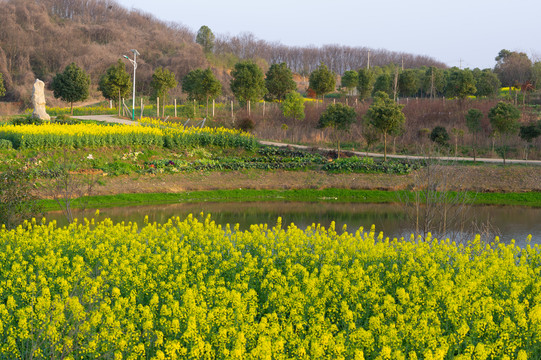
left=0, top=0, right=446, bottom=104
left=0, top=0, right=206, bottom=102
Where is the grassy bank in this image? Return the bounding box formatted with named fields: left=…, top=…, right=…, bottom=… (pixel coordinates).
left=39, top=188, right=541, bottom=212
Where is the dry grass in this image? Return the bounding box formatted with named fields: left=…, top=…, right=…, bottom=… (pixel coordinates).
left=211, top=98, right=541, bottom=160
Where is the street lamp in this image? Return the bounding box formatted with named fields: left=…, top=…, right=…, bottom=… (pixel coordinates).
left=123, top=49, right=139, bottom=121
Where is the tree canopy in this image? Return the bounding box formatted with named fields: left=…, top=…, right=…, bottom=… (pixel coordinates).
left=341, top=70, right=358, bottom=96
left=445, top=68, right=476, bottom=99
left=372, top=73, right=393, bottom=97
left=196, top=25, right=215, bottom=54
left=465, top=108, right=483, bottom=134
left=398, top=69, right=418, bottom=97
left=281, top=91, right=305, bottom=121
left=317, top=103, right=357, bottom=156
left=182, top=68, right=222, bottom=115
left=151, top=67, right=177, bottom=104
left=488, top=101, right=521, bottom=164
left=488, top=101, right=520, bottom=136
left=473, top=68, right=501, bottom=98
left=357, top=68, right=374, bottom=100
left=494, top=49, right=532, bottom=87
left=465, top=108, right=483, bottom=162
left=230, top=61, right=267, bottom=106
left=98, top=60, right=131, bottom=116
left=421, top=66, right=445, bottom=98
left=364, top=91, right=405, bottom=161
left=309, top=64, right=336, bottom=98
left=51, top=62, right=90, bottom=114
left=265, top=63, right=296, bottom=101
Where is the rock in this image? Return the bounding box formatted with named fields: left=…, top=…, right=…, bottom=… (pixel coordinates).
left=32, top=79, right=50, bottom=120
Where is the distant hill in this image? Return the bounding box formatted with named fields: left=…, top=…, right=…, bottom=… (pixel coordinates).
left=0, top=0, right=446, bottom=103
left=0, top=0, right=206, bottom=102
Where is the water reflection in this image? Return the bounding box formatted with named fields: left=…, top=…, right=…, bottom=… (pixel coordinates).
left=44, top=202, right=541, bottom=246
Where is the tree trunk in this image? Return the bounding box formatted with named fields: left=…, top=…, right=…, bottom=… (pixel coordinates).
left=472, top=132, right=477, bottom=163
left=384, top=132, right=387, bottom=161
left=162, top=93, right=166, bottom=117
left=118, top=89, right=121, bottom=117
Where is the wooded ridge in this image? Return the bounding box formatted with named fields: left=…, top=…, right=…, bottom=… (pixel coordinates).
left=0, top=0, right=445, bottom=102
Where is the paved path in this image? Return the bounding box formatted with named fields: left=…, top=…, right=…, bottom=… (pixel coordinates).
left=71, top=115, right=138, bottom=126
left=71, top=115, right=541, bottom=166
left=260, top=140, right=541, bottom=166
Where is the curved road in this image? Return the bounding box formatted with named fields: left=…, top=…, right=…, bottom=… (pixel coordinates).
left=72, top=115, right=541, bottom=166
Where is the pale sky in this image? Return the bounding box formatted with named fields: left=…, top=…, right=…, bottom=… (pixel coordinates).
left=116, top=0, right=541, bottom=70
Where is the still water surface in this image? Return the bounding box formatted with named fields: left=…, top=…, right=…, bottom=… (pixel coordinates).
left=45, top=202, right=541, bottom=247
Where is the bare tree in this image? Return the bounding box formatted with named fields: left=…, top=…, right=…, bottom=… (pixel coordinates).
left=40, top=150, right=100, bottom=223
left=399, top=148, right=475, bottom=242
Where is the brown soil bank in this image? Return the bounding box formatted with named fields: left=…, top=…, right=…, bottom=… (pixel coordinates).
left=91, top=165, right=541, bottom=196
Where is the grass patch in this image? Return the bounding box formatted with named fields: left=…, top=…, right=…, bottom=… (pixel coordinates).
left=39, top=188, right=541, bottom=212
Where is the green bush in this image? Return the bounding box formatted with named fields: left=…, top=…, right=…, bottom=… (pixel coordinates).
left=0, top=139, right=12, bottom=149
left=98, top=161, right=139, bottom=176
left=10, top=115, right=44, bottom=126
left=53, top=114, right=81, bottom=125
left=430, top=126, right=450, bottom=146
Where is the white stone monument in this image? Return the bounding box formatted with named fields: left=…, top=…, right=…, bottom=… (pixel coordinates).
left=32, top=79, right=50, bottom=120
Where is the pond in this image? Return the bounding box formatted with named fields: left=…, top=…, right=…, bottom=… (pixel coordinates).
left=45, top=201, right=541, bottom=247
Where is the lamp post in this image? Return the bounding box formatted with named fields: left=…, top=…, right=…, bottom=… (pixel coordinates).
left=123, top=49, right=139, bottom=121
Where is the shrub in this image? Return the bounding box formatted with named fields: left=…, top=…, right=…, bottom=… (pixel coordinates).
left=0, top=139, right=12, bottom=149
left=236, top=116, right=255, bottom=132
left=10, top=115, right=43, bottom=126
left=430, top=126, right=449, bottom=146
left=53, top=114, right=81, bottom=125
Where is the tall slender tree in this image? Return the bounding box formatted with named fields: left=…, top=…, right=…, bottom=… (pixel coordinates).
left=465, top=108, right=483, bottom=162
left=196, top=25, right=215, bottom=54
left=357, top=68, right=374, bottom=100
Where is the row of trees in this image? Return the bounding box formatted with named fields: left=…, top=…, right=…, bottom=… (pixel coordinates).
left=50, top=59, right=296, bottom=116
left=317, top=92, right=405, bottom=160
left=341, top=66, right=501, bottom=100
left=316, top=94, right=537, bottom=165
left=50, top=60, right=178, bottom=116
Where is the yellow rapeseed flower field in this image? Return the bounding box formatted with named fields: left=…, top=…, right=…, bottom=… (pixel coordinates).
left=0, top=120, right=257, bottom=150
left=0, top=215, right=539, bottom=359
